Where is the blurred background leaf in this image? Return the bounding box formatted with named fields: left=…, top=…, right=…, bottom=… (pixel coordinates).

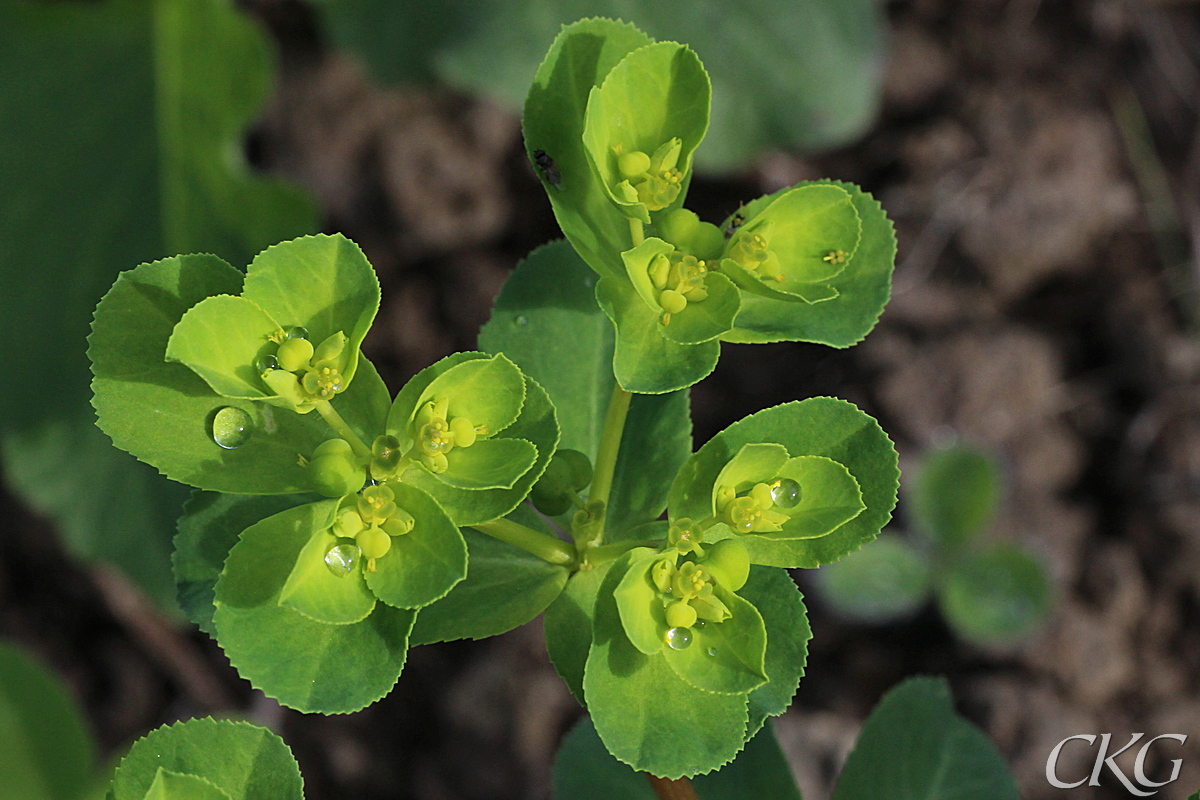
left=909, top=444, right=1002, bottom=551
left=0, top=0, right=317, bottom=607
left=314, top=0, right=886, bottom=172
left=816, top=533, right=932, bottom=623
left=937, top=543, right=1051, bottom=648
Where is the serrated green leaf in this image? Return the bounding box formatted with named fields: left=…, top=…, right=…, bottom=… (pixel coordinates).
left=545, top=561, right=612, bottom=705
left=143, top=770, right=231, bottom=800
left=670, top=397, right=898, bottom=568
left=477, top=240, right=691, bottom=535
left=0, top=643, right=95, bottom=800
left=831, top=677, right=1020, bottom=800
left=279, top=528, right=377, bottom=624
left=522, top=19, right=655, bottom=280
left=583, top=552, right=749, bottom=778
left=91, top=253, right=390, bottom=494
left=414, top=353, right=526, bottom=437
left=724, top=181, right=895, bottom=347
left=663, top=587, right=767, bottom=696
left=911, top=445, right=1002, bottom=550
left=363, top=483, right=467, bottom=609
left=107, top=718, right=303, bottom=800
left=174, top=491, right=313, bottom=635
left=937, top=544, right=1050, bottom=648
left=596, top=275, right=719, bottom=394
left=582, top=42, right=710, bottom=222
left=213, top=502, right=414, bottom=713
left=741, top=567, right=811, bottom=740
left=817, top=535, right=933, bottom=623
left=166, top=295, right=280, bottom=398
left=431, top=438, right=538, bottom=490
left=411, top=524, right=570, bottom=644
left=553, top=716, right=802, bottom=800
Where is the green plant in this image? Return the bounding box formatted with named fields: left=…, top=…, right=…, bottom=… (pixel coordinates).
left=816, top=443, right=1052, bottom=647
left=81, top=16, right=1024, bottom=797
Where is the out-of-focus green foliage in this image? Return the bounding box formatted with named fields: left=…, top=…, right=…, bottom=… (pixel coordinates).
left=0, top=0, right=316, bottom=606
left=314, top=0, right=886, bottom=172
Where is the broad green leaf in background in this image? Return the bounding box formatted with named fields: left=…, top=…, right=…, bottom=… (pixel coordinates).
left=553, top=717, right=803, bottom=800
left=478, top=241, right=692, bottom=534
left=582, top=553, right=749, bottom=778
left=723, top=182, right=895, bottom=348
left=831, top=677, right=1020, bottom=800
left=410, top=524, right=570, bottom=644
left=911, top=444, right=1003, bottom=551
left=212, top=502, right=414, bottom=713
left=937, top=544, right=1050, bottom=648
left=107, top=718, right=303, bottom=800
left=669, top=398, right=898, bottom=568
left=0, top=643, right=95, bottom=800
left=174, top=491, right=314, bottom=635
left=90, top=253, right=389, bottom=494
left=318, top=2, right=885, bottom=172
left=0, top=0, right=316, bottom=603
left=817, top=534, right=933, bottom=623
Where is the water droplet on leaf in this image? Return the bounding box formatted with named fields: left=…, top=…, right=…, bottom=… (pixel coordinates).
left=286, top=325, right=309, bottom=340
left=210, top=407, right=252, bottom=449
left=514, top=315, right=528, bottom=326
left=770, top=478, right=802, bottom=509
left=255, top=353, right=279, bottom=373
left=324, top=543, right=360, bottom=577
left=706, top=646, right=718, bottom=657
left=665, top=626, right=693, bottom=650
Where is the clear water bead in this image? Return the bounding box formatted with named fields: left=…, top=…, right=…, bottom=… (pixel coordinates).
left=210, top=407, right=252, bottom=449
left=286, top=325, right=309, bottom=340
left=770, top=477, right=802, bottom=509
left=324, top=543, right=361, bottom=577
left=706, top=646, right=718, bottom=657
left=665, top=626, right=693, bottom=651
left=514, top=315, right=528, bottom=326
left=255, top=353, right=280, bottom=373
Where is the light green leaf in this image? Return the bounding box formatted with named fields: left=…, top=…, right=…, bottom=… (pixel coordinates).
left=91, top=254, right=391, bottom=494
left=741, top=567, right=811, bottom=740
left=663, top=587, right=767, bottom=696
left=583, top=553, right=749, bottom=778
left=545, top=561, right=613, bottom=705
left=724, top=181, right=895, bottom=347
left=937, top=544, right=1050, bottom=648
left=831, top=677, right=1020, bottom=800
left=363, top=483, right=467, bottom=610
left=166, top=295, right=279, bottom=398
left=435, top=438, right=538, bottom=490
left=522, top=19, right=656, bottom=280
left=710, top=443, right=790, bottom=502
left=597, top=275, right=719, bottom=394
left=279, top=529, right=376, bottom=625
left=107, top=718, right=303, bottom=800
left=817, top=535, right=932, bottom=623
left=143, top=770, right=231, bottom=800
left=414, top=353, right=526, bottom=437
left=763, top=456, right=865, bottom=541
left=911, top=445, right=1002, bottom=551
left=213, top=502, right=414, bottom=713
left=477, top=240, right=691, bottom=535
left=582, top=42, right=710, bottom=222
left=410, top=524, right=570, bottom=644
left=553, top=716, right=803, bottom=800
left=613, top=549, right=669, bottom=655
left=390, top=354, right=559, bottom=526
left=670, top=397, right=898, bottom=568
left=174, top=491, right=313, bottom=635
left=659, top=272, right=740, bottom=346
left=0, top=643, right=95, bottom=800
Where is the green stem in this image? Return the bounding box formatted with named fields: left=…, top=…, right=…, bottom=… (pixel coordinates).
left=584, top=539, right=665, bottom=566
left=588, top=384, right=633, bottom=538
left=629, top=217, right=645, bottom=247
left=472, top=520, right=577, bottom=567
left=314, top=399, right=372, bottom=461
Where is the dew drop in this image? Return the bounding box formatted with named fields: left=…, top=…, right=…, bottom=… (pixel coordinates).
left=694, top=620, right=706, bottom=629
left=255, top=353, right=280, bottom=373
left=211, top=407, right=252, bottom=449
left=584, top=277, right=596, bottom=288
left=770, top=477, right=802, bottom=509
left=286, top=325, right=309, bottom=340
left=324, top=543, right=361, bottom=577
left=706, top=646, right=718, bottom=657
left=665, top=626, right=693, bottom=651
left=514, top=315, right=528, bottom=327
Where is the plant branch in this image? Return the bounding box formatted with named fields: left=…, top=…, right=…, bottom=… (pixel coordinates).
left=588, top=383, right=633, bottom=537
left=630, top=216, right=645, bottom=246
left=314, top=399, right=372, bottom=461
left=646, top=775, right=700, bottom=800
left=472, top=519, right=577, bottom=566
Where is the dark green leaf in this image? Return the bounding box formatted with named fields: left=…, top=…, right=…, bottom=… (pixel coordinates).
left=831, top=677, right=1020, bottom=800
left=937, top=544, right=1050, bottom=648
left=817, top=534, right=933, bottom=623
left=544, top=561, right=613, bottom=705
left=740, top=567, right=811, bottom=740
left=143, top=770, right=231, bottom=800
left=911, top=445, right=1002, bottom=550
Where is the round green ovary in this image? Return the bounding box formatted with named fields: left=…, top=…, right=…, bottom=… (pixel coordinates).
left=307, top=451, right=363, bottom=497
left=210, top=406, right=252, bottom=449
left=276, top=337, right=314, bottom=371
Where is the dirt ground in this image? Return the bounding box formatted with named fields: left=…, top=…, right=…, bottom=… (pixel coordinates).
left=5, top=0, right=1200, bottom=798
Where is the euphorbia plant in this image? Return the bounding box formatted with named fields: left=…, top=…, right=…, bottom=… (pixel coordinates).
left=89, top=16, right=903, bottom=793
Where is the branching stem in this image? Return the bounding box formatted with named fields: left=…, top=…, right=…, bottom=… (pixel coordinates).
left=472, top=519, right=577, bottom=567
left=588, top=383, right=632, bottom=543
left=314, top=399, right=372, bottom=461
left=629, top=217, right=645, bottom=247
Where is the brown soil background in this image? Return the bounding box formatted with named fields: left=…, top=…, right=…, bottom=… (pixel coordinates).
left=5, top=0, right=1200, bottom=798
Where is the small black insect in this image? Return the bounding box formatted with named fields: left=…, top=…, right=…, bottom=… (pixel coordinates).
left=724, top=211, right=746, bottom=239
left=532, top=148, right=562, bottom=190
